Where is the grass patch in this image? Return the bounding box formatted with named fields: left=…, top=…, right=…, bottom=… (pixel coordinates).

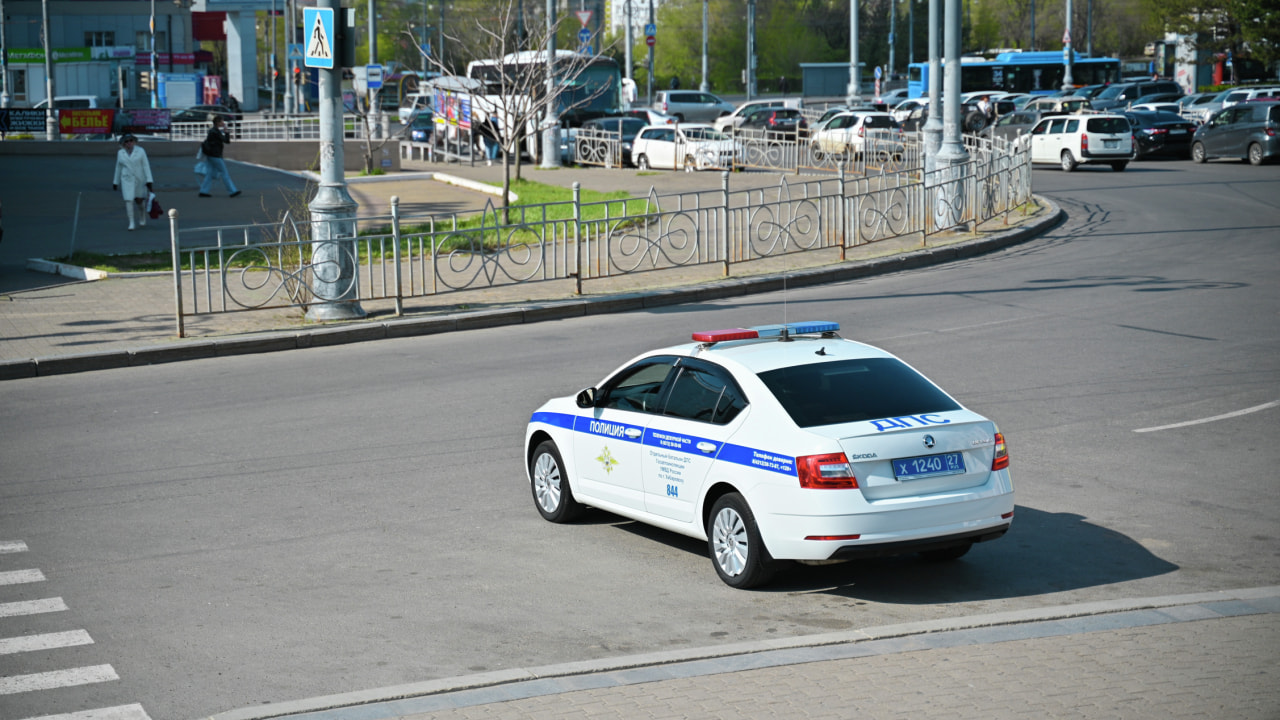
left=55, top=178, right=657, bottom=273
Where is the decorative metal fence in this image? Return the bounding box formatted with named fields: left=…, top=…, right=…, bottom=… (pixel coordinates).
left=168, top=134, right=1032, bottom=336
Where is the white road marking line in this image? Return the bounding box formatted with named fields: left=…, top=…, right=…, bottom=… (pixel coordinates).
left=18, top=704, right=153, bottom=720
left=0, top=569, right=46, bottom=586
left=0, top=630, right=93, bottom=655
left=1135, top=400, right=1280, bottom=433
left=0, top=664, right=118, bottom=695
left=0, top=541, right=29, bottom=554
left=0, top=598, right=69, bottom=618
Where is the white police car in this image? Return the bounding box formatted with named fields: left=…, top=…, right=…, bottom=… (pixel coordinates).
left=524, top=321, right=1014, bottom=588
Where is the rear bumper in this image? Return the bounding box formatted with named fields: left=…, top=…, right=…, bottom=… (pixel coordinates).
left=828, top=524, right=1010, bottom=560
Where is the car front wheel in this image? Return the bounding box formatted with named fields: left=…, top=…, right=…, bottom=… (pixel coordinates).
left=1060, top=150, right=1077, bottom=172
left=530, top=440, right=583, bottom=523
left=708, top=493, right=776, bottom=589
left=1191, top=141, right=1207, bottom=163
left=636, top=154, right=651, bottom=170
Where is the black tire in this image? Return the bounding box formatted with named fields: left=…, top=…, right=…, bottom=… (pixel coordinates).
left=1191, top=142, right=1207, bottom=164
left=529, top=440, right=584, bottom=523
left=963, top=110, right=988, bottom=134
left=1060, top=150, right=1077, bottom=172
left=1248, top=142, right=1264, bottom=166
left=707, top=493, right=776, bottom=589
left=1111, top=161, right=1128, bottom=172
left=636, top=154, right=651, bottom=170
left=919, top=542, right=972, bottom=562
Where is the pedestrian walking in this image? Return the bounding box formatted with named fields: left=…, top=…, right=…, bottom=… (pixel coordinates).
left=476, top=118, right=501, bottom=165
left=199, top=116, right=241, bottom=198
left=112, top=134, right=154, bottom=230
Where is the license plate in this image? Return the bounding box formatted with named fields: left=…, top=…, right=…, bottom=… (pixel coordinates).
left=893, top=451, right=966, bottom=480
left=1104, top=139, right=1119, bottom=148
left=1170, top=129, right=1187, bottom=134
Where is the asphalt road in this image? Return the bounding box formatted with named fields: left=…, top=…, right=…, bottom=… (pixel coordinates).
left=1, top=160, right=1278, bottom=720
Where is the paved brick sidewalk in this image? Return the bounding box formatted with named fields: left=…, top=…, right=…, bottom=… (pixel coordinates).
left=209, top=590, right=1279, bottom=720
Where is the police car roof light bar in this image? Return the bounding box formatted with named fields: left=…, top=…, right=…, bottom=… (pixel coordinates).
left=692, top=328, right=759, bottom=343
left=752, top=321, right=841, bottom=339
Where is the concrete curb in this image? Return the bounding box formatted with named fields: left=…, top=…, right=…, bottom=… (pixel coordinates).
left=204, top=585, right=1280, bottom=720
left=0, top=197, right=1062, bottom=381
left=24, top=258, right=109, bottom=281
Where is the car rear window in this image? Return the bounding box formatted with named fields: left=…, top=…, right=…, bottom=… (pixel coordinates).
left=758, top=358, right=960, bottom=428
left=1269, top=105, right=1280, bottom=123
left=863, top=116, right=896, bottom=128
left=1087, top=117, right=1129, bottom=133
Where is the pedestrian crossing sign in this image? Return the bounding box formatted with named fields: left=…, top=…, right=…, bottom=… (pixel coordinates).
left=303, top=7, right=335, bottom=69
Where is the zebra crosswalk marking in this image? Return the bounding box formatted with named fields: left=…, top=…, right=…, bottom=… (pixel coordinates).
left=0, top=569, right=45, bottom=585
left=0, top=664, right=119, bottom=695
left=0, top=630, right=93, bottom=655
left=17, top=703, right=152, bottom=720
left=0, top=598, right=68, bottom=617
left=0, top=541, right=29, bottom=553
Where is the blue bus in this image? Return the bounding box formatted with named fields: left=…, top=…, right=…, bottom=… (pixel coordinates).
left=907, top=51, right=1122, bottom=98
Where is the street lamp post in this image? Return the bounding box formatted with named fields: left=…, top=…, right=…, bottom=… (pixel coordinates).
left=41, top=0, right=56, bottom=138
left=846, top=0, right=860, bottom=105
left=1062, top=0, right=1074, bottom=90
left=540, top=0, right=560, bottom=168
left=150, top=0, right=158, bottom=108
left=0, top=0, right=9, bottom=108
left=699, top=0, right=708, bottom=92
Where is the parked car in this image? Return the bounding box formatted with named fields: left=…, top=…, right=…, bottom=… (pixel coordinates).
left=1022, top=95, right=1093, bottom=115
left=170, top=104, right=241, bottom=124
left=714, top=98, right=802, bottom=132
left=630, top=123, right=739, bottom=171
left=407, top=112, right=434, bottom=143
left=738, top=106, right=809, bottom=137
left=809, top=111, right=900, bottom=159
left=575, top=116, right=648, bottom=167
left=990, top=110, right=1044, bottom=142
left=878, top=88, right=911, bottom=105
left=1090, top=80, right=1183, bottom=111
left=655, top=90, right=736, bottom=122
left=891, top=98, right=928, bottom=122
left=1022, top=113, right=1133, bottom=171
left=1128, top=102, right=1182, bottom=114
left=1191, top=100, right=1280, bottom=165
left=398, top=91, right=432, bottom=125
left=1219, top=86, right=1280, bottom=110
left=1123, top=110, right=1197, bottom=159
left=620, top=107, right=679, bottom=125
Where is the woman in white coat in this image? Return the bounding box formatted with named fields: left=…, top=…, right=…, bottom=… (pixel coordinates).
left=112, top=134, right=154, bottom=230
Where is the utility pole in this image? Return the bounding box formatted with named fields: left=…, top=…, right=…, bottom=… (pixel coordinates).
left=1062, top=0, right=1074, bottom=90
left=699, top=0, right=708, bottom=92
left=646, top=0, right=654, bottom=106
left=540, top=0, right=560, bottom=168
left=746, top=0, right=755, bottom=100
left=846, top=0, right=860, bottom=105
left=0, top=0, right=8, bottom=107
left=888, top=0, right=895, bottom=84
left=41, top=0, right=56, bottom=138
left=306, top=0, right=365, bottom=321
left=624, top=0, right=632, bottom=83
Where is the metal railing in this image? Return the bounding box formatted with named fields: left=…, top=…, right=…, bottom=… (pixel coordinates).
left=168, top=115, right=377, bottom=141
left=168, top=133, right=1032, bottom=336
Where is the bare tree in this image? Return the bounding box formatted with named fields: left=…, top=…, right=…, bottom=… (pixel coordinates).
left=402, top=0, right=618, bottom=209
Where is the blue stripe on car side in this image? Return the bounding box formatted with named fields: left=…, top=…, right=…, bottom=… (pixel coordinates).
left=532, top=411, right=797, bottom=477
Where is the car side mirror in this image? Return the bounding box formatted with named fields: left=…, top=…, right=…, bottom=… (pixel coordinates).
left=576, top=388, right=597, bottom=408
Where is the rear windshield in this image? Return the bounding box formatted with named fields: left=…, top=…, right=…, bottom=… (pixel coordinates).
left=1087, top=117, right=1129, bottom=133
left=758, top=358, right=961, bottom=428
left=863, top=116, right=898, bottom=129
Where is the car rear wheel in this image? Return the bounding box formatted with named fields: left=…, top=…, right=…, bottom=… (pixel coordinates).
left=1191, top=141, right=1207, bottom=163
left=1248, top=142, right=1264, bottom=166
left=1111, top=161, right=1128, bottom=172
left=636, top=154, right=651, bottom=170
left=684, top=154, right=697, bottom=172
left=708, top=493, right=776, bottom=589
left=1060, top=150, right=1077, bottom=172
left=530, top=440, right=583, bottom=523
left=809, top=143, right=824, bottom=161
left=919, top=542, right=972, bottom=562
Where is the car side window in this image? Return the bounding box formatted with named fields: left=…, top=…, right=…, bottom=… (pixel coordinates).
left=1049, top=119, right=1067, bottom=134
left=1065, top=119, right=1079, bottom=132
left=661, top=361, right=747, bottom=425
left=1031, top=121, right=1048, bottom=135
left=656, top=127, right=675, bottom=142
left=599, top=358, right=679, bottom=414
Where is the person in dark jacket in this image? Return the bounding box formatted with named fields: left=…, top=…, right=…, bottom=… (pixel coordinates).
left=199, top=116, right=241, bottom=198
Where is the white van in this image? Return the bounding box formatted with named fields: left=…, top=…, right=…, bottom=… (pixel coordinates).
left=1023, top=113, right=1133, bottom=171
left=33, top=95, right=105, bottom=110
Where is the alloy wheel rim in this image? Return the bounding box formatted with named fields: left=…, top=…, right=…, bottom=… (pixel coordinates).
left=712, top=507, right=748, bottom=577
left=533, top=453, right=561, bottom=512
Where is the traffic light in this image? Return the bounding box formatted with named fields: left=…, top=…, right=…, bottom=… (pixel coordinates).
left=293, top=67, right=303, bottom=86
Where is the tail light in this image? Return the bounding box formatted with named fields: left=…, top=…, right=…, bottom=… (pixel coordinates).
left=1081, top=133, right=1089, bottom=153
left=797, top=453, right=858, bottom=489
left=857, top=125, right=865, bottom=137
left=992, top=432, right=1009, bottom=471
left=1266, top=128, right=1276, bottom=137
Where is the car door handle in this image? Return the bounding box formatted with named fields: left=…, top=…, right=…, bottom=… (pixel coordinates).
left=696, top=442, right=717, bottom=454
left=625, top=428, right=643, bottom=439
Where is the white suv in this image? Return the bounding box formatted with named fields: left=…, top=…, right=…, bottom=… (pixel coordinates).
left=1023, top=113, right=1133, bottom=172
